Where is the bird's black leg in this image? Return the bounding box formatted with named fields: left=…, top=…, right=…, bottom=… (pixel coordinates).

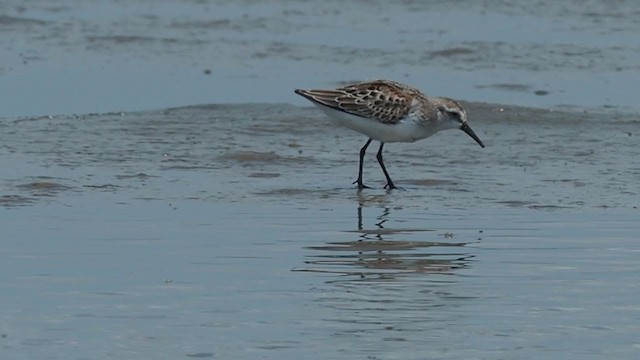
left=353, top=138, right=373, bottom=189
left=376, top=142, right=397, bottom=190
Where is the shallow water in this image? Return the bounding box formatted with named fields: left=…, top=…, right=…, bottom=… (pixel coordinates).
left=3, top=200, right=639, bottom=359
left=1, top=0, right=640, bottom=117
left=2, top=0, right=640, bottom=358
left=1, top=103, right=639, bottom=359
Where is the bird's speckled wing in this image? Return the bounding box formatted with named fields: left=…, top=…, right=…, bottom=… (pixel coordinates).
left=295, top=80, right=422, bottom=124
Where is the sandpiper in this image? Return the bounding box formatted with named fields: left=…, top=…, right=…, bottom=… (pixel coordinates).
left=295, top=80, right=485, bottom=189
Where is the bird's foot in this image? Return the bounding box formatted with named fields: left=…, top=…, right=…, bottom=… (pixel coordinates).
left=353, top=179, right=370, bottom=189
left=384, top=182, right=398, bottom=190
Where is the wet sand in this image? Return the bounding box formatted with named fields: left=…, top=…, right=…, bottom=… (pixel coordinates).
left=2, top=102, right=639, bottom=209
left=2, top=0, right=640, bottom=358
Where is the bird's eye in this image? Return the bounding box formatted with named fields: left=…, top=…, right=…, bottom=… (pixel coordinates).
left=437, top=107, right=464, bottom=123
left=444, top=109, right=461, bottom=121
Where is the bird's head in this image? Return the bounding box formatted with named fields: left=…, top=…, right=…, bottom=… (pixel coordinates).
left=434, top=98, right=485, bottom=148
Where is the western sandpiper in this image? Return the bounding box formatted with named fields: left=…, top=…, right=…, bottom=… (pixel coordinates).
left=295, top=79, right=485, bottom=189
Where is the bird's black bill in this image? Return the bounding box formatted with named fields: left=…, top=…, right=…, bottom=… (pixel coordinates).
left=460, top=123, right=485, bottom=148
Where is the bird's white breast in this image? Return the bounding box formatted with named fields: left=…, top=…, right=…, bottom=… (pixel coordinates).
left=315, top=104, right=438, bottom=143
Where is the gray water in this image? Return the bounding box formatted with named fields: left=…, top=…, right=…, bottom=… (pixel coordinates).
left=1, top=0, right=640, bottom=117
left=1, top=1, right=640, bottom=359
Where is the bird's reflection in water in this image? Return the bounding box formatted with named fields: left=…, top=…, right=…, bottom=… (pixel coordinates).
left=297, top=202, right=475, bottom=282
